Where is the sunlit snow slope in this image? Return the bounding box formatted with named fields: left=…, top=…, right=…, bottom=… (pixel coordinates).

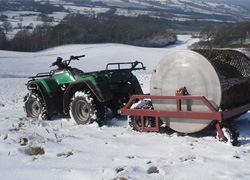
left=0, top=35, right=250, bottom=180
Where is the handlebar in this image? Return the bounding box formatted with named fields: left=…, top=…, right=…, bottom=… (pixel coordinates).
left=70, top=55, right=85, bottom=60
left=50, top=55, right=85, bottom=69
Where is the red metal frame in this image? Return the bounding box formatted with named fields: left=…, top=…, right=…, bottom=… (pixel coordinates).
left=121, top=94, right=250, bottom=142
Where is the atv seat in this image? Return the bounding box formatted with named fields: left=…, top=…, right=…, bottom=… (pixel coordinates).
left=71, top=69, right=85, bottom=79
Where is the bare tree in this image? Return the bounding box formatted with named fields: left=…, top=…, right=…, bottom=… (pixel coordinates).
left=200, top=25, right=216, bottom=41
left=36, top=13, right=54, bottom=22
left=17, top=22, right=23, bottom=29
left=0, top=13, right=7, bottom=21
left=2, top=21, right=13, bottom=34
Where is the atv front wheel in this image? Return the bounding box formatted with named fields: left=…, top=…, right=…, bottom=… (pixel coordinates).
left=24, top=92, right=50, bottom=120
left=70, top=91, right=106, bottom=125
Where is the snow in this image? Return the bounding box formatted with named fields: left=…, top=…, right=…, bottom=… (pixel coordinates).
left=63, top=6, right=108, bottom=14
left=1, top=35, right=250, bottom=179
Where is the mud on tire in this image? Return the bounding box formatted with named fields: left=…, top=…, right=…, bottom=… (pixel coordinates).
left=70, top=91, right=106, bottom=125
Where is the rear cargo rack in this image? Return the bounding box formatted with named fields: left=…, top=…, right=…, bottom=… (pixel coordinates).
left=105, top=61, right=146, bottom=72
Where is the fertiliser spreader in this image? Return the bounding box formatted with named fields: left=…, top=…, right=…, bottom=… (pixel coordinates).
left=121, top=49, right=250, bottom=145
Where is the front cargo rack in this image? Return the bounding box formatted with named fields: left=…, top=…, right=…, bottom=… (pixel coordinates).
left=28, top=72, right=52, bottom=80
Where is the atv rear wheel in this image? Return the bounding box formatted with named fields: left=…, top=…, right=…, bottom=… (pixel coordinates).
left=24, top=92, right=50, bottom=120
left=70, top=91, right=106, bottom=125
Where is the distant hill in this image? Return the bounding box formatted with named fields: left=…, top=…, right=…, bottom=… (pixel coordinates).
left=198, top=0, right=250, bottom=9
left=65, top=0, right=250, bottom=22
left=11, top=0, right=250, bottom=22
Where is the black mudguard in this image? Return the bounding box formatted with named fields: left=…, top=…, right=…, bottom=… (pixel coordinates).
left=27, top=81, right=63, bottom=117
left=63, top=80, right=114, bottom=115
left=129, top=76, right=143, bottom=94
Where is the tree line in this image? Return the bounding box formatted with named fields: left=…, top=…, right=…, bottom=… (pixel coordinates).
left=0, top=12, right=174, bottom=52
left=190, top=22, right=250, bottom=49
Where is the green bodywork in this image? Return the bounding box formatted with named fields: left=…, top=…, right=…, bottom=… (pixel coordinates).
left=35, top=70, right=135, bottom=93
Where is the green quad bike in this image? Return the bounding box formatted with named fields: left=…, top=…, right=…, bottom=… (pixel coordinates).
left=24, top=55, right=145, bottom=125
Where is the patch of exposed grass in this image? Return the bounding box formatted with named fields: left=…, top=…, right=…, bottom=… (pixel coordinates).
left=29, top=146, right=45, bottom=156
left=147, top=166, right=159, bottom=174
left=57, top=150, right=74, bottom=158
left=233, top=155, right=241, bottom=159
left=17, top=137, right=28, bottom=146
left=116, top=167, right=125, bottom=173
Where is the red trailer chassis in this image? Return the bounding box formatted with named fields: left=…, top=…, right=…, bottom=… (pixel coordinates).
left=121, top=94, right=250, bottom=142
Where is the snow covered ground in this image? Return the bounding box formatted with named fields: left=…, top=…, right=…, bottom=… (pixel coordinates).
left=0, top=35, right=250, bottom=180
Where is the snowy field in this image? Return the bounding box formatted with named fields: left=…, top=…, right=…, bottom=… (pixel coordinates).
left=1, top=11, right=68, bottom=39
left=0, top=35, right=250, bottom=180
